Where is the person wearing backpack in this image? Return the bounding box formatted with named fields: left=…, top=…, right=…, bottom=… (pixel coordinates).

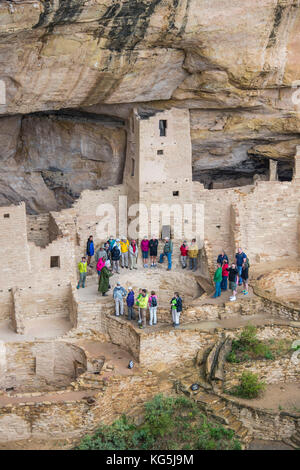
left=170, top=292, right=182, bottom=328
left=241, top=262, right=249, bottom=295
left=235, top=248, right=247, bottom=286
left=135, top=289, right=143, bottom=326
left=148, top=291, right=158, bottom=326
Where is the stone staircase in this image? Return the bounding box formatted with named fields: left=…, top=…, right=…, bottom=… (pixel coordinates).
left=283, top=427, right=300, bottom=449
left=174, top=371, right=252, bottom=448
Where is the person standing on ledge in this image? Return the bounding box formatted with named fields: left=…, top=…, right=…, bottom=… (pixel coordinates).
left=159, top=237, right=173, bottom=271
left=95, top=244, right=107, bottom=265
left=149, top=235, right=159, bottom=268
left=120, top=237, right=130, bottom=269
left=188, top=238, right=199, bottom=271
left=111, top=243, right=121, bottom=274
left=126, top=287, right=135, bottom=320
left=241, top=261, right=249, bottom=296
left=227, top=263, right=239, bottom=302
left=138, top=289, right=149, bottom=328
left=77, top=256, right=87, bottom=289
left=170, top=292, right=182, bottom=328
left=141, top=236, right=149, bottom=268
left=148, top=290, right=158, bottom=326
left=212, top=262, right=222, bottom=298
left=98, top=264, right=113, bottom=296
left=113, top=283, right=127, bottom=316
left=217, top=250, right=229, bottom=266
left=180, top=240, right=188, bottom=269
left=86, top=235, right=94, bottom=266
left=235, top=247, right=247, bottom=286
left=221, top=258, right=229, bottom=291
left=129, top=239, right=138, bottom=270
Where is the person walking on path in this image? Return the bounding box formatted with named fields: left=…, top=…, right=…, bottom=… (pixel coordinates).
left=113, top=283, right=127, bottom=316
left=86, top=236, right=94, bottom=266
left=188, top=239, right=198, bottom=271
left=227, top=263, right=239, bottom=302
left=129, top=240, right=138, bottom=270
left=159, top=237, right=173, bottom=271
left=170, top=292, right=182, bottom=328
left=180, top=241, right=188, bottom=269
left=221, top=259, right=229, bottom=291
left=213, top=263, right=222, bottom=298
left=148, top=291, right=158, bottom=326
left=217, top=250, right=229, bottom=266
left=241, top=262, right=249, bottom=295
left=98, top=265, right=113, bottom=296
left=138, top=289, right=149, bottom=328
left=120, top=237, right=130, bottom=269
left=136, top=289, right=143, bottom=326
left=141, top=237, right=149, bottom=268
left=126, top=287, right=135, bottom=320
left=111, top=243, right=121, bottom=273
left=96, top=257, right=105, bottom=277
left=235, top=248, right=247, bottom=286
left=77, top=257, right=87, bottom=289
left=149, top=236, right=159, bottom=267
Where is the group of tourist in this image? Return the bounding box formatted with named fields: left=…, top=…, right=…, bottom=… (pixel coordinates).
left=78, top=237, right=250, bottom=310
left=111, top=284, right=183, bottom=329
left=213, top=248, right=249, bottom=301
left=76, top=235, right=187, bottom=328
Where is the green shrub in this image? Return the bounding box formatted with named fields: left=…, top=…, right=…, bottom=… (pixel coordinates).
left=227, top=324, right=274, bottom=362
left=75, top=394, right=241, bottom=450
left=231, top=372, right=266, bottom=399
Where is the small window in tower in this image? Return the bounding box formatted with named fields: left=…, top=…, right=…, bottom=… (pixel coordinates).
left=159, top=120, right=167, bottom=137
left=131, top=158, right=135, bottom=177
left=50, top=256, right=60, bottom=268
left=157, top=150, right=164, bottom=155
left=173, top=191, right=179, bottom=197
left=3, top=213, right=9, bottom=218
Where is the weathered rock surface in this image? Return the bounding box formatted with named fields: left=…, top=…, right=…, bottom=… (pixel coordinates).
left=1, top=0, right=300, bottom=209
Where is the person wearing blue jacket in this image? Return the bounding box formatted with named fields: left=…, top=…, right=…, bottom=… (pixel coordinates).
left=217, top=250, right=229, bottom=265
left=86, top=235, right=94, bottom=266
left=126, top=287, right=135, bottom=320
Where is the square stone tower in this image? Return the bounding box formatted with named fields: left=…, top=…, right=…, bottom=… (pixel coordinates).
left=123, top=108, right=193, bottom=239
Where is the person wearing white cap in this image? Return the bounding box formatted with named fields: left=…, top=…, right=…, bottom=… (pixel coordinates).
left=113, top=282, right=127, bottom=316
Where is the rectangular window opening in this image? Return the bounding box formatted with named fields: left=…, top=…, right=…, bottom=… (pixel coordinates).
left=157, top=149, right=164, bottom=155
left=131, top=158, right=135, bottom=177
left=173, top=191, right=179, bottom=197
left=50, top=256, right=60, bottom=268
left=159, top=120, right=167, bottom=137
left=4, top=213, right=9, bottom=218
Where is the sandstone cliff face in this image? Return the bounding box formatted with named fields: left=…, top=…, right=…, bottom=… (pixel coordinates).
left=0, top=0, right=300, bottom=210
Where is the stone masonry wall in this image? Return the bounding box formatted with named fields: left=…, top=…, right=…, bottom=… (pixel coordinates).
left=0, top=341, right=87, bottom=393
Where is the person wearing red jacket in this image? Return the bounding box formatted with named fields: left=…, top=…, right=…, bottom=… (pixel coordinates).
left=180, top=241, right=188, bottom=269
left=221, top=259, right=229, bottom=291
